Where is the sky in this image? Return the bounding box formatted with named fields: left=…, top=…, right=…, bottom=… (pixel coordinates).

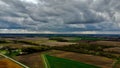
left=0, top=0, right=120, bottom=34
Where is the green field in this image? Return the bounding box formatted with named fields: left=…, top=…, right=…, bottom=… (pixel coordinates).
left=42, top=54, right=100, bottom=68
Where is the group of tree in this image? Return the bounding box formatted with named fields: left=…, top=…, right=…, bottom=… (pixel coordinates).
left=52, top=43, right=118, bottom=59
left=0, top=40, right=11, bottom=43
left=49, top=37, right=68, bottom=42
left=21, top=45, right=51, bottom=54
left=13, top=40, right=39, bottom=46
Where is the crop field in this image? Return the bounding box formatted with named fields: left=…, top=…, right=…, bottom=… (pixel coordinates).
left=14, top=52, right=44, bottom=68
left=42, top=54, right=100, bottom=68
left=90, top=41, right=120, bottom=47
left=49, top=50, right=114, bottom=68
left=0, top=58, right=22, bottom=68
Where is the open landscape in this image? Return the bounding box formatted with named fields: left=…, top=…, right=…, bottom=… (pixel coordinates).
left=0, top=0, right=120, bottom=68
left=0, top=34, right=120, bottom=68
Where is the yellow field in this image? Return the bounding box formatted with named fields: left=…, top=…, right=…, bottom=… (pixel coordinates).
left=0, top=59, right=22, bottom=68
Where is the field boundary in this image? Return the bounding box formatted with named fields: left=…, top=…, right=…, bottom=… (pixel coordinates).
left=113, top=58, right=120, bottom=68
left=41, top=54, right=51, bottom=68
left=0, top=53, right=29, bottom=68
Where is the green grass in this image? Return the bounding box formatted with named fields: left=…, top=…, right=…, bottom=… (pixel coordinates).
left=0, top=50, right=8, bottom=54
left=43, top=54, right=100, bottom=68
left=0, top=49, right=21, bottom=57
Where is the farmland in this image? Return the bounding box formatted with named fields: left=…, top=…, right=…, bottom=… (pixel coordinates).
left=0, top=55, right=22, bottom=68
left=45, top=50, right=114, bottom=68
left=13, top=50, right=115, bottom=68
left=42, top=54, right=100, bottom=68
left=0, top=59, right=22, bottom=68
left=14, top=52, right=44, bottom=68
left=0, top=35, right=120, bottom=68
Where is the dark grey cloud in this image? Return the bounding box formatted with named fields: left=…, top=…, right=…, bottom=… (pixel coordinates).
left=0, top=0, right=120, bottom=33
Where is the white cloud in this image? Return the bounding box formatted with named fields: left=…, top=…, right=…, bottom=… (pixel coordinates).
left=0, top=29, right=37, bottom=33
left=20, top=0, right=39, bottom=4
left=68, top=24, right=86, bottom=28
left=0, top=29, right=57, bottom=34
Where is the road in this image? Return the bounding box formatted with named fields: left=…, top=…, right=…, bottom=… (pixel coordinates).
left=0, top=53, right=29, bottom=68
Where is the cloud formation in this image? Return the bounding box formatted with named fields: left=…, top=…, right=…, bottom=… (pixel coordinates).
left=0, top=0, right=120, bottom=33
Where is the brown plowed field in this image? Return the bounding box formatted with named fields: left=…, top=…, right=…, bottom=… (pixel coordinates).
left=14, top=52, right=44, bottom=68
left=90, top=41, right=120, bottom=47
left=49, top=50, right=115, bottom=68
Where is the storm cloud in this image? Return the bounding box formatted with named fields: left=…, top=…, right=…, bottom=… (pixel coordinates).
left=0, top=0, right=120, bottom=33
